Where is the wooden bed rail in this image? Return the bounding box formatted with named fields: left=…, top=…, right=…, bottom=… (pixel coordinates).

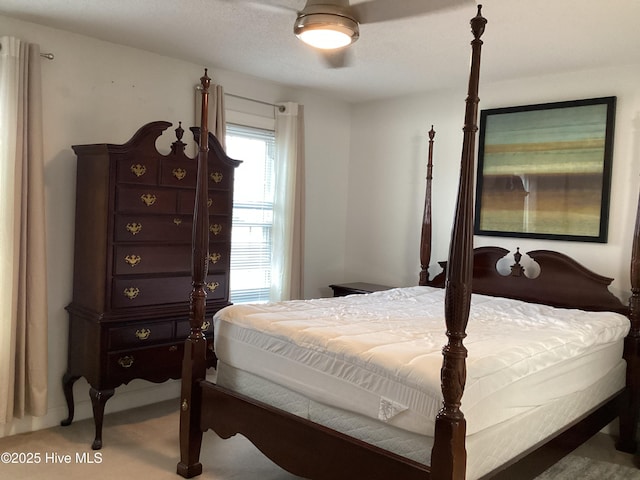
left=431, top=6, right=486, bottom=480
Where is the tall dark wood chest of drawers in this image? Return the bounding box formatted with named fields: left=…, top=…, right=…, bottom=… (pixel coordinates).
left=61, top=121, right=240, bottom=449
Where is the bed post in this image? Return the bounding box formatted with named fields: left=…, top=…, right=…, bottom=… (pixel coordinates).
left=430, top=6, right=486, bottom=480
left=419, top=126, right=436, bottom=286
left=177, top=69, right=211, bottom=478
left=616, top=187, right=640, bottom=454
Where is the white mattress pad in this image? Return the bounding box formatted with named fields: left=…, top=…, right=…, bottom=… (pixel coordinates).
left=213, top=286, right=629, bottom=436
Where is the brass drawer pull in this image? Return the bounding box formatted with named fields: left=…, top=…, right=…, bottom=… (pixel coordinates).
left=124, top=254, right=141, bottom=267
left=135, top=328, right=151, bottom=340
left=173, top=218, right=182, bottom=226
left=210, top=224, right=222, bottom=235
left=172, top=168, right=187, bottom=180
left=123, top=287, right=140, bottom=300
left=126, top=222, right=142, bottom=235
left=118, top=356, right=134, bottom=368
left=209, top=253, right=221, bottom=264
left=206, top=282, right=220, bottom=292
left=140, top=193, right=157, bottom=206
left=168, top=345, right=178, bottom=352
left=130, top=164, right=146, bottom=177
left=207, top=198, right=213, bottom=208
left=201, top=321, right=211, bottom=332
left=210, top=172, right=223, bottom=183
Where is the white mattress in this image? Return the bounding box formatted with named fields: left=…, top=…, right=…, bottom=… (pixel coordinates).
left=213, top=286, right=629, bottom=436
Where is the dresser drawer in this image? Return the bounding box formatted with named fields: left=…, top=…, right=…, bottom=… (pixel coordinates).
left=116, top=186, right=179, bottom=214
left=113, top=243, right=230, bottom=275
left=116, top=156, right=160, bottom=185
left=107, top=321, right=174, bottom=349
left=206, top=243, right=231, bottom=272
left=106, top=343, right=183, bottom=385
left=111, top=273, right=228, bottom=308
left=113, top=244, right=191, bottom=275
left=162, top=161, right=233, bottom=189
left=113, top=214, right=230, bottom=243
left=205, top=218, right=230, bottom=240
left=114, top=214, right=193, bottom=243
left=207, top=164, right=233, bottom=190
left=178, top=190, right=230, bottom=215
left=161, top=158, right=198, bottom=188
left=176, top=317, right=214, bottom=340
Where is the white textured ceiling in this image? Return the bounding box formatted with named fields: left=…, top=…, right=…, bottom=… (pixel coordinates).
left=1, top=0, right=639, bottom=102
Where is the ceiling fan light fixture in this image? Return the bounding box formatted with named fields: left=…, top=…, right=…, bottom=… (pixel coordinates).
left=294, top=13, right=359, bottom=50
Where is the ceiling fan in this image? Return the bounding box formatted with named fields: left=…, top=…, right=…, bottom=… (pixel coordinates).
left=235, top=0, right=476, bottom=68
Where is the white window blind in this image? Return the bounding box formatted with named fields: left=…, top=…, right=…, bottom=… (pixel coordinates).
left=225, top=123, right=275, bottom=304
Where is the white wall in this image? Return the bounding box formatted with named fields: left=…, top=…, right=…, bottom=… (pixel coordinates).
left=0, top=14, right=351, bottom=437
left=348, top=64, right=640, bottom=300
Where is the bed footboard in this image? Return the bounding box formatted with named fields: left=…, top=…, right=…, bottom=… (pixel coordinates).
left=198, top=381, right=431, bottom=480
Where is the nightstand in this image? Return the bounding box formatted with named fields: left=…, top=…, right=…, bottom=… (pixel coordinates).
left=329, top=282, right=394, bottom=297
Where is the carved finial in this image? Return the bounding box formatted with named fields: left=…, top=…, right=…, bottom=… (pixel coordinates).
left=471, top=5, right=487, bottom=40
left=511, top=247, right=525, bottom=277
left=200, top=68, right=211, bottom=92
left=175, top=121, right=184, bottom=141
left=428, top=125, right=436, bottom=141
left=171, top=121, right=187, bottom=154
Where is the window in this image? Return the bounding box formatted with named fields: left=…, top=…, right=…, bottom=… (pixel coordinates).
left=225, top=123, right=275, bottom=303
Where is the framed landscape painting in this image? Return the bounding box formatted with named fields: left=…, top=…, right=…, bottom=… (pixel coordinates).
left=474, top=97, right=616, bottom=242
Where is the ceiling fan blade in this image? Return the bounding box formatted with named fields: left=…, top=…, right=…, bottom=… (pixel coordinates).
left=320, top=47, right=351, bottom=68
left=352, top=0, right=475, bottom=24
left=219, top=0, right=302, bottom=14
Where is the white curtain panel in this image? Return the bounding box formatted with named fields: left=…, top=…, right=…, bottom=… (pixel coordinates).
left=210, top=84, right=226, bottom=148
left=0, top=36, right=48, bottom=423
left=271, top=102, right=305, bottom=301
left=194, top=81, right=226, bottom=149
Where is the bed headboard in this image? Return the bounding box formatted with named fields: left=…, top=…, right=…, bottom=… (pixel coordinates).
left=428, top=246, right=628, bottom=314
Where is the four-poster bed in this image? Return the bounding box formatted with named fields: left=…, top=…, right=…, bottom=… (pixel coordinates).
left=177, top=5, right=640, bottom=479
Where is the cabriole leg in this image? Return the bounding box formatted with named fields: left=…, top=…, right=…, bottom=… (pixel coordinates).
left=89, top=387, right=115, bottom=450
left=60, top=372, right=80, bottom=426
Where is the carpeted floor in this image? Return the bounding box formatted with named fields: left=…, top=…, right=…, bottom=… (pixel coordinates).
left=534, top=455, right=640, bottom=479
left=0, top=399, right=638, bottom=479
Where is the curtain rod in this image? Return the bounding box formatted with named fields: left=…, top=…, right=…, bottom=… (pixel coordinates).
left=225, top=92, right=286, bottom=112
left=0, top=44, right=53, bottom=59
left=194, top=84, right=286, bottom=112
